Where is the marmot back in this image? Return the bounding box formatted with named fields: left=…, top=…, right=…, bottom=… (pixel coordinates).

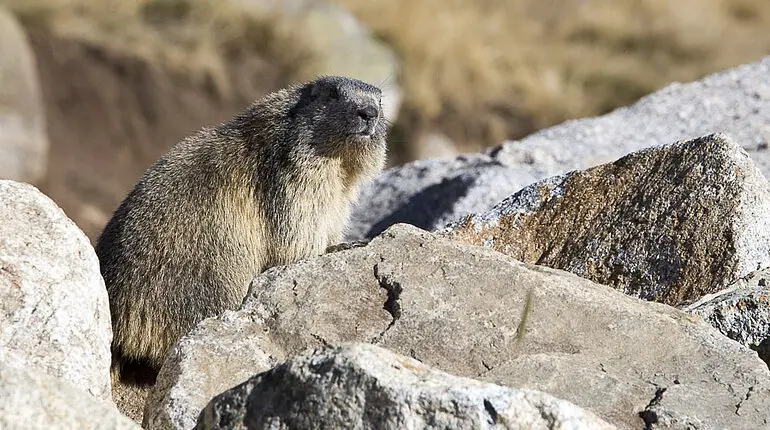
left=96, top=76, right=387, bottom=379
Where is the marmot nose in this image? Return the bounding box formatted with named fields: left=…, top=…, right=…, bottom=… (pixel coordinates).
left=357, top=105, right=379, bottom=122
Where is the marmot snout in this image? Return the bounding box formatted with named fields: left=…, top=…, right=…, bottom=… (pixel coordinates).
left=96, top=76, right=387, bottom=379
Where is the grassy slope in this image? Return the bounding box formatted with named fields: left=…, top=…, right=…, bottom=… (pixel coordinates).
left=1, top=0, right=319, bottom=99
left=334, top=0, right=770, bottom=153
left=4, top=0, right=770, bottom=158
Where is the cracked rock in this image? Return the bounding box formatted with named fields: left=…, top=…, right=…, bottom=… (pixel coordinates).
left=145, top=224, right=770, bottom=429
left=686, top=268, right=770, bottom=367
left=0, top=180, right=113, bottom=399
left=347, top=56, right=770, bottom=241
left=444, top=134, right=770, bottom=307
left=371, top=267, right=403, bottom=343
left=636, top=381, right=761, bottom=429
left=196, top=343, right=616, bottom=430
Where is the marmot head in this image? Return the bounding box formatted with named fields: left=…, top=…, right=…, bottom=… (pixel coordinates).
left=287, top=76, right=388, bottom=164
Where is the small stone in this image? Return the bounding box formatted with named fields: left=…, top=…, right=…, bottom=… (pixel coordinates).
left=686, top=268, right=770, bottom=367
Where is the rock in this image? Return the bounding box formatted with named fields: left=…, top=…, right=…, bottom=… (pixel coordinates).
left=232, top=0, right=401, bottom=122
left=347, top=156, right=527, bottom=240
left=196, top=343, right=616, bottom=430
left=685, top=268, right=770, bottom=366
left=347, top=56, right=770, bottom=240
left=0, top=361, right=139, bottom=430
left=0, top=180, right=112, bottom=399
left=146, top=224, right=770, bottom=429
left=143, top=317, right=281, bottom=429
left=443, top=133, right=770, bottom=306
left=0, top=7, right=49, bottom=183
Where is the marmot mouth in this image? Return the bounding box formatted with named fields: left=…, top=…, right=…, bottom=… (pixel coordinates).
left=345, top=132, right=384, bottom=148
left=348, top=129, right=376, bottom=139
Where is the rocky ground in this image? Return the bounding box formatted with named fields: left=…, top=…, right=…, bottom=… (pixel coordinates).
left=2, top=0, right=770, bottom=427
left=2, top=52, right=770, bottom=429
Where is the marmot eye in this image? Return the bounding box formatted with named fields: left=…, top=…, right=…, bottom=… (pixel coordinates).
left=327, top=86, right=340, bottom=100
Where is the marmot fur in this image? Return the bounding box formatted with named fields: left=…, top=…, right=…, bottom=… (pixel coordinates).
left=96, top=76, right=387, bottom=378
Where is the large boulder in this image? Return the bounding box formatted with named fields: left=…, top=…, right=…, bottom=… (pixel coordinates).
left=0, top=180, right=113, bottom=399
left=347, top=56, right=770, bottom=240
left=145, top=224, right=770, bottom=429
left=686, top=268, right=770, bottom=366
left=444, top=133, right=770, bottom=306
left=0, top=361, right=138, bottom=430
left=196, top=343, right=616, bottom=429
left=0, top=7, right=48, bottom=183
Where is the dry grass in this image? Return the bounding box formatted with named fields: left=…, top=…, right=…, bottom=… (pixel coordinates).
left=3, top=0, right=770, bottom=159
left=334, top=0, right=770, bottom=152
left=1, top=0, right=319, bottom=99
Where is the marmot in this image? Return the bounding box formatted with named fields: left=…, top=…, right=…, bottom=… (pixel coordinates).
left=96, top=76, right=387, bottom=379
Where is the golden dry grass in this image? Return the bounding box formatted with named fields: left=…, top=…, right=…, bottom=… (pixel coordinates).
left=334, top=0, right=770, bottom=152
left=1, top=0, right=319, bottom=99
left=3, top=0, right=770, bottom=158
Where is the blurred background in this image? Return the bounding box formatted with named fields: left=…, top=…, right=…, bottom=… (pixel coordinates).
left=1, top=0, right=769, bottom=240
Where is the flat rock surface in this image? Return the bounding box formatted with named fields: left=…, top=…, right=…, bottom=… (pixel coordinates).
left=147, top=224, right=770, bottom=429
left=444, top=133, right=770, bottom=306
left=0, top=180, right=112, bottom=399
left=196, top=343, right=616, bottom=430
left=347, top=56, right=770, bottom=241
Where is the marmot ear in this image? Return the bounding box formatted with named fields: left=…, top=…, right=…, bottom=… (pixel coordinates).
left=310, top=83, right=323, bottom=98
left=291, top=85, right=316, bottom=118
left=310, top=80, right=340, bottom=101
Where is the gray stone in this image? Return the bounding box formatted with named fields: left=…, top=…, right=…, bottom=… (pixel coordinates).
left=0, top=180, right=113, bottom=399
left=146, top=224, right=770, bottom=429
left=685, top=268, right=770, bottom=366
left=347, top=56, right=770, bottom=240
left=347, top=155, right=525, bottom=240
left=196, top=343, right=616, bottom=430
left=0, top=7, right=49, bottom=183
left=233, top=0, right=401, bottom=121
left=0, top=361, right=138, bottom=430
left=443, top=133, right=770, bottom=306
left=143, top=316, right=281, bottom=429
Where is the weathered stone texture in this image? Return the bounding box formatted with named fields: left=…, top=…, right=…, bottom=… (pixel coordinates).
left=0, top=180, right=112, bottom=399
left=686, top=268, right=770, bottom=366
left=196, top=343, right=616, bottom=430
left=445, top=134, right=770, bottom=306
left=145, top=224, right=770, bottom=429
